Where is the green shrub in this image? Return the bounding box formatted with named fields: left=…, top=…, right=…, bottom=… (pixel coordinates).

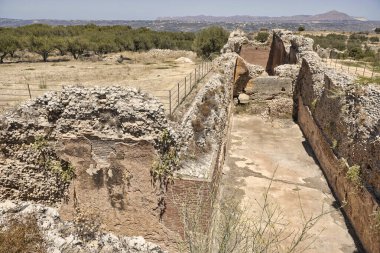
left=255, top=31, right=270, bottom=43
left=305, top=33, right=347, bottom=51
left=346, top=164, right=362, bottom=187
left=349, top=33, right=368, bottom=42
left=0, top=24, right=196, bottom=61
left=192, top=26, right=229, bottom=58
left=369, top=37, right=380, bottom=43
left=298, top=26, right=305, bottom=32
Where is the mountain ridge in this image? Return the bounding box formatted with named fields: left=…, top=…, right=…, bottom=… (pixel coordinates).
left=157, top=10, right=365, bottom=22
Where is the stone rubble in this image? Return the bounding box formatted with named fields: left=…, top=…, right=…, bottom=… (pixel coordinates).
left=0, top=201, right=166, bottom=253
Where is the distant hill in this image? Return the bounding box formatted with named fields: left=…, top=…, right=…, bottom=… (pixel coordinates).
left=1, top=10, right=379, bottom=33
left=158, top=10, right=360, bottom=22
left=309, top=10, right=354, bottom=21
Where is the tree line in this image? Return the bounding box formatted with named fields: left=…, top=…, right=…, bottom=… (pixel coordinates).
left=305, top=32, right=380, bottom=61
left=0, top=24, right=228, bottom=63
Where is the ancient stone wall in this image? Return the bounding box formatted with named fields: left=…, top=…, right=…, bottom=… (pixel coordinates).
left=162, top=51, right=236, bottom=240
left=266, top=29, right=314, bottom=75
left=267, top=29, right=380, bottom=253
left=297, top=97, right=380, bottom=253
left=0, top=45, right=237, bottom=250
left=0, top=86, right=180, bottom=251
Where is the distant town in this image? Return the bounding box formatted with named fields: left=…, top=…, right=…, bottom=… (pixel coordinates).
left=1, top=10, right=380, bottom=32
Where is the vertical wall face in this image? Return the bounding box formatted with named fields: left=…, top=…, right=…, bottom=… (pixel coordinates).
left=266, top=30, right=380, bottom=253
left=266, top=33, right=288, bottom=75
left=297, top=97, right=380, bottom=253
left=58, top=138, right=180, bottom=251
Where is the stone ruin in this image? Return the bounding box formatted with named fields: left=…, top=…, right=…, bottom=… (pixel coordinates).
left=0, top=48, right=238, bottom=251
left=266, top=29, right=380, bottom=253
left=0, top=29, right=379, bottom=253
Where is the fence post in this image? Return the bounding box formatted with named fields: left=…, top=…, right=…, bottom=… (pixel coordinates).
left=177, top=83, right=180, bottom=106
left=169, top=90, right=172, bottom=115
left=27, top=83, right=31, bottom=99
left=363, top=63, right=366, bottom=76
left=372, top=64, right=375, bottom=79
left=190, top=73, right=192, bottom=90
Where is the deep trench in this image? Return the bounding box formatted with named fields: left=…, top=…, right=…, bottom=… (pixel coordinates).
left=222, top=45, right=365, bottom=252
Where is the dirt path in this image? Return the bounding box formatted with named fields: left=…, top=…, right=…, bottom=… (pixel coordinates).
left=220, top=115, right=358, bottom=253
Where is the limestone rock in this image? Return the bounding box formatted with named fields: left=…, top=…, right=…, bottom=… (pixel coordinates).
left=0, top=86, right=176, bottom=204
left=0, top=201, right=166, bottom=253
left=233, top=56, right=264, bottom=96
left=315, top=45, right=331, bottom=59
left=221, top=29, right=248, bottom=54
left=238, top=93, right=250, bottom=104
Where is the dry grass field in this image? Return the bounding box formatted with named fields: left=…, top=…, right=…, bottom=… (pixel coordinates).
left=0, top=50, right=200, bottom=111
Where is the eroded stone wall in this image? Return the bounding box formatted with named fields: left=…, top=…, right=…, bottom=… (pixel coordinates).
left=267, top=29, right=380, bottom=253
left=0, top=86, right=180, bottom=251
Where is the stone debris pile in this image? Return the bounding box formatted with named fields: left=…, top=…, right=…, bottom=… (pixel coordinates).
left=0, top=201, right=166, bottom=253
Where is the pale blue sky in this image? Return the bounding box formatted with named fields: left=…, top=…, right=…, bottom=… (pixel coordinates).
left=0, top=0, right=379, bottom=20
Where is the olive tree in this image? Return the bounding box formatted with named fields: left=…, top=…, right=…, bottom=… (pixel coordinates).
left=192, top=26, right=229, bottom=58
left=29, top=36, right=54, bottom=62
left=67, top=37, right=89, bottom=59
left=255, top=31, right=270, bottom=43
left=0, top=34, right=19, bottom=63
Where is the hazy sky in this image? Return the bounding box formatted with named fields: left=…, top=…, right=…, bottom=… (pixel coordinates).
left=0, top=0, right=379, bottom=20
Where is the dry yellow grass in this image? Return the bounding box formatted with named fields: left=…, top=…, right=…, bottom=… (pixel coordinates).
left=0, top=50, right=200, bottom=111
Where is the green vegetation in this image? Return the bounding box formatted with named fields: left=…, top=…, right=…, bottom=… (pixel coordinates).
left=255, top=31, right=270, bottom=43
left=192, top=26, right=229, bottom=58
left=305, top=33, right=347, bottom=51
left=151, top=129, right=179, bottom=186
left=310, top=99, right=317, bottom=112
left=375, top=28, right=380, bottom=34
left=306, top=32, right=380, bottom=62
left=298, top=26, right=305, bottom=32
left=31, top=136, right=75, bottom=181
left=0, top=35, right=19, bottom=63
left=0, top=24, right=195, bottom=62
left=357, top=76, right=380, bottom=86
left=346, top=164, right=362, bottom=187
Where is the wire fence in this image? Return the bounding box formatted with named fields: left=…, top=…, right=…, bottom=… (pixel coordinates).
left=0, top=60, right=213, bottom=115
left=321, top=57, right=380, bottom=79
left=166, top=60, right=212, bottom=115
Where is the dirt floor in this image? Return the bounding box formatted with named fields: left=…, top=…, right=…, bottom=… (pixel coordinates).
left=0, top=50, right=199, bottom=111
left=239, top=45, right=270, bottom=68
left=220, top=114, right=358, bottom=253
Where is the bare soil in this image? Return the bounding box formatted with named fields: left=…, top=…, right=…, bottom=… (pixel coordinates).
left=0, top=50, right=199, bottom=111
left=239, top=45, right=270, bottom=68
